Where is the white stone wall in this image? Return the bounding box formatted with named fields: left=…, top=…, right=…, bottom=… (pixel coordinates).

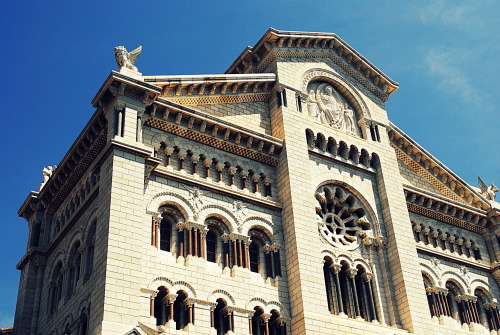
left=190, top=101, right=272, bottom=136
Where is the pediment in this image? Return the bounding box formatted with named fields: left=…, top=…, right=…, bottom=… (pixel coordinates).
left=225, top=28, right=399, bottom=102
left=389, top=123, right=490, bottom=210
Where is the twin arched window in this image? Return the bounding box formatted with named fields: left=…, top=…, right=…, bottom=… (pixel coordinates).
left=153, top=287, right=193, bottom=330
left=251, top=307, right=285, bottom=335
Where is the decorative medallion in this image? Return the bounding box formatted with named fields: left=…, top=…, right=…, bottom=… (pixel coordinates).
left=306, top=82, right=359, bottom=137
left=315, top=185, right=371, bottom=250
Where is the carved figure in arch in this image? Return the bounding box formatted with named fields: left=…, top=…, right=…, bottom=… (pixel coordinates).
left=342, top=103, right=356, bottom=135
left=316, top=84, right=343, bottom=129
left=307, top=89, right=320, bottom=122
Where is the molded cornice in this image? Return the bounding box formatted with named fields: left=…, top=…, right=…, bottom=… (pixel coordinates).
left=18, top=111, right=107, bottom=219
left=389, top=122, right=490, bottom=211
left=404, top=186, right=488, bottom=234
left=145, top=99, right=283, bottom=166
left=144, top=73, right=276, bottom=105
left=225, top=28, right=399, bottom=101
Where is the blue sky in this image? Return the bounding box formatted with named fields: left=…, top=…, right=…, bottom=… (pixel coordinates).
left=0, top=0, right=498, bottom=328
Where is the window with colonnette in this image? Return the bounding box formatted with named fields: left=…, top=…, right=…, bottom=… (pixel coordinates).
left=153, top=204, right=282, bottom=279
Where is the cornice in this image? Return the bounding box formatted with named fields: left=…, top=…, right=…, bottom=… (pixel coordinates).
left=225, top=28, right=398, bottom=100
left=145, top=99, right=282, bottom=166
left=389, top=122, right=490, bottom=210
left=18, top=110, right=108, bottom=218
left=405, top=187, right=488, bottom=234
left=143, top=73, right=276, bottom=106
left=92, top=71, right=161, bottom=108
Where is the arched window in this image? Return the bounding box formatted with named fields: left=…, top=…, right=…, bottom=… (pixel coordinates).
left=79, top=308, right=89, bottom=335
left=156, top=206, right=184, bottom=254
left=174, top=290, right=192, bottom=330
left=249, top=229, right=281, bottom=278
left=422, top=274, right=445, bottom=318
left=474, top=289, right=500, bottom=331
left=205, top=217, right=229, bottom=266
left=84, top=221, right=96, bottom=282
left=48, top=261, right=63, bottom=315
left=154, top=286, right=171, bottom=326
left=323, top=258, right=378, bottom=322
left=446, top=281, right=466, bottom=323
left=212, top=298, right=233, bottom=335
left=251, top=306, right=266, bottom=335
left=67, top=241, right=82, bottom=298
left=269, top=310, right=286, bottom=335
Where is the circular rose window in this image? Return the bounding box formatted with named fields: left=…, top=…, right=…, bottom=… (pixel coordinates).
left=315, top=185, right=371, bottom=250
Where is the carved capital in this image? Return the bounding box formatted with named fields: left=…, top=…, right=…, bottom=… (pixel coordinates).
left=203, top=159, right=213, bottom=168
left=190, top=155, right=200, bottom=164
left=332, top=264, right=342, bottom=274
left=166, top=294, right=178, bottom=304
left=251, top=174, right=261, bottom=183
left=215, top=162, right=225, bottom=171
left=362, top=272, right=374, bottom=282
left=347, top=268, right=358, bottom=279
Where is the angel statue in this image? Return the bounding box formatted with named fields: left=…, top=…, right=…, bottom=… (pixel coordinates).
left=478, top=176, right=498, bottom=201
left=316, top=84, right=343, bottom=129
left=114, top=45, right=142, bottom=72
left=37, top=165, right=56, bottom=192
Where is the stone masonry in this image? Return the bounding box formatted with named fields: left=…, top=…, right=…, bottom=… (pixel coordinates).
left=14, top=28, right=500, bottom=335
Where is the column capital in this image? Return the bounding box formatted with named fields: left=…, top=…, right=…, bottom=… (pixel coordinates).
left=362, top=272, right=374, bottom=282
left=347, top=268, right=358, bottom=279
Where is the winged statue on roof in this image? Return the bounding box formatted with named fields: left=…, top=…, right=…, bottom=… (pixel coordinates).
left=114, top=45, right=142, bottom=72
left=478, top=176, right=498, bottom=201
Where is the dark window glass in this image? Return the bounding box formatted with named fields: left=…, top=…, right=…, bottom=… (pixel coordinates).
left=207, top=230, right=217, bottom=263
left=160, top=218, right=171, bottom=251
left=249, top=242, right=259, bottom=273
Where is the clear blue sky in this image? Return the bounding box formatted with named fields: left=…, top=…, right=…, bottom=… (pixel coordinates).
left=1, top=0, right=498, bottom=328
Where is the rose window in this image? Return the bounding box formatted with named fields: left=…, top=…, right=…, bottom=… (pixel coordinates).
left=315, top=185, right=371, bottom=249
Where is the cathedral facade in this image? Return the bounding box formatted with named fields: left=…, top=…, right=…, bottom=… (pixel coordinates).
left=14, top=29, right=500, bottom=335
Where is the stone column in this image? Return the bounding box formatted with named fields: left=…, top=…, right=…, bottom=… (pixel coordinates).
left=332, top=264, right=344, bottom=315
left=348, top=268, right=361, bottom=318
left=363, top=272, right=378, bottom=322
left=204, top=158, right=212, bottom=181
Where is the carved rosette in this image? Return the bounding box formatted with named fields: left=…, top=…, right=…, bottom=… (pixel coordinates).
left=315, top=184, right=372, bottom=250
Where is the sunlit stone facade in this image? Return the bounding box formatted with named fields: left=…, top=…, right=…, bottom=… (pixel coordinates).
left=14, top=29, right=500, bottom=335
